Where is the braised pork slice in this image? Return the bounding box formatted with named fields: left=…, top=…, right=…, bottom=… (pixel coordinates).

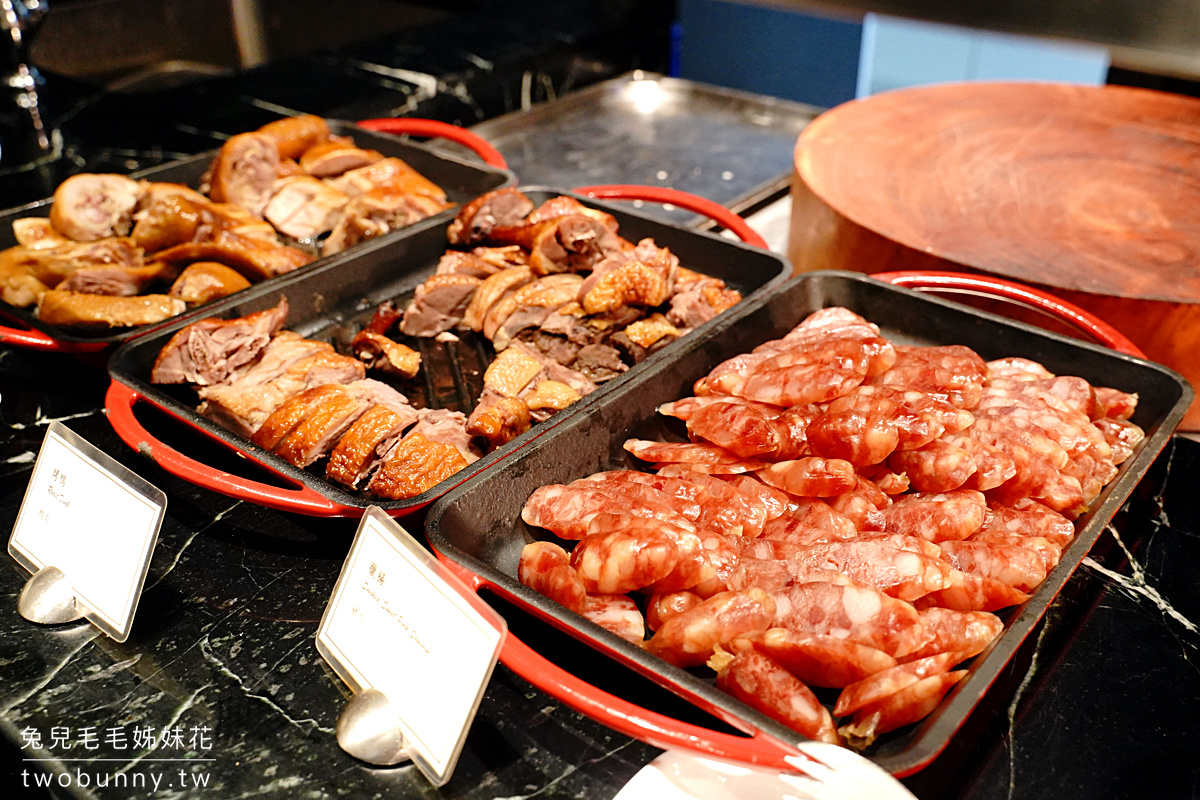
left=324, top=157, right=448, bottom=203
left=57, top=261, right=177, bottom=296
left=256, top=114, right=332, bottom=161
left=130, top=190, right=203, bottom=252
left=10, top=237, right=144, bottom=288
left=12, top=218, right=70, bottom=250
left=297, top=140, right=381, bottom=177
left=399, top=274, right=481, bottom=337
left=37, top=291, right=186, bottom=329
left=207, top=132, right=280, bottom=216
left=153, top=230, right=312, bottom=282
left=151, top=298, right=289, bottom=385
left=168, top=262, right=252, bottom=305
left=49, top=174, right=145, bottom=242
left=446, top=188, right=535, bottom=247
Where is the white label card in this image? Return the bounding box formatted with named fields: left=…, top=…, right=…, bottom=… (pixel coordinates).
left=8, top=421, right=166, bottom=642
left=317, top=506, right=506, bottom=787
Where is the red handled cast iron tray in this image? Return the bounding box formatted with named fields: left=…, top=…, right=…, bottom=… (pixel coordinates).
left=104, top=186, right=789, bottom=517
left=0, top=117, right=513, bottom=353
left=423, top=270, right=1192, bottom=775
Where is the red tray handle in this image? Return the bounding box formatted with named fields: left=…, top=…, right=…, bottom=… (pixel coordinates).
left=356, top=117, right=508, bottom=171
left=573, top=184, right=770, bottom=251
left=434, top=554, right=804, bottom=770
left=872, top=270, right=1146, bottom=359
left=105, top=380, right=349, bottom=516
left=0, top=323, right=106, bottom=353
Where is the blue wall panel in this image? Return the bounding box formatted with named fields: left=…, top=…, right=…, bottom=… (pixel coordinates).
left=678, top=0, right=862, bottom=109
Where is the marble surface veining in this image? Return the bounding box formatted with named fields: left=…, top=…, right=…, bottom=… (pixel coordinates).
left=3, top=346, right=1200, bottom=800
left=4, top=4, right=1200, bottom=795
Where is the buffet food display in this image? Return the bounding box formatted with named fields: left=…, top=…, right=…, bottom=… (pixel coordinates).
left=105, top=185, right=786, bottom=515
left=0, top=115, right=452, bottom=331
left=0, top=117, right=512, bottom=353
left=517, top=304, right=1143, bottom=748
left=425, top=270, right=1189, bottom=773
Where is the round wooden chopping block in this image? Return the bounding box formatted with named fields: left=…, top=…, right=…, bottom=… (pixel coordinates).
left=788, top=81, right=1200, bottom=427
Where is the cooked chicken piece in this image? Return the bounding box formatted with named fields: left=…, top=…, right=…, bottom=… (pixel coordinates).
left=514, top=341, right=597, bottom=399
left=298, top=139, right=382, bottom=177
left=12, top=218, right=70, bottom=250
left=130, top=191, right=203, bottom=252
left=37, top=290, right=186, bottom=329
left=406, top=407, right=478, bottom=459
left=434, top=250, right=506, bottom=279
left=399, top=273, right=481, bottom=337
left=351, top=331, right=422, bottom=378
left=200, top=347, right=365, bottom=438
left=491, top=274, right=583, bottom=351
left=462, top=266, right=535, bottom=332
left=623, top=313, right=682, bottom=349
left=57, top=260, right=178, bottom=296
left=466, top=390, right=532, bottom=449
left=263, top=175, right=349, bottom=239
left=153, top=230, right=312, bottom=282
left=273, top=389, right=373, bottom=468
left=490, top=214, right=632, bottom=276
left=526, top=195, right=619, bottom=231
left=325, top=402, right=420, bottom=488
left=483, top=346, right=544, bottom=397
left=446, top=187, right=535, bottom=246
left=367, top=433, right=469, bottom=500
left=207, top=132, right=280, bottom=216
left=579, top=260, right=672, bottom=314
left=612, top=313, right=683, bottom=362
left=151, top=298, right=290, bottom=385
left=197, top=200, right=281, bottom=243
left=321, top=186, right=452, bottom=256
left=471, top=245, right=529, bottom=271
left=325, top=157, right=448, bottom=202
left=523, top=380, right=581, bottom=413
left=48, top=173, right=145, bottom=242
left=168, top=262, right=252, bottom=305
left=667, top=273, right=742, bottom=328
left=257, top=114, right=332, bottom=161
left=252, top=384, right=352, bottom=452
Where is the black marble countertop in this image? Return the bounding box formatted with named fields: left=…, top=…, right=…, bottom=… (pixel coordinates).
left=5, top=6, right=1200, bottom=798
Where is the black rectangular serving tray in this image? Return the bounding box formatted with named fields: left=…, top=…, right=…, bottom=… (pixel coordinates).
left=424, top=270, right=1192, bottom=775
left=105, top=187, right=791, bottom=517
left=0, top=119, right=514, bottom=347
